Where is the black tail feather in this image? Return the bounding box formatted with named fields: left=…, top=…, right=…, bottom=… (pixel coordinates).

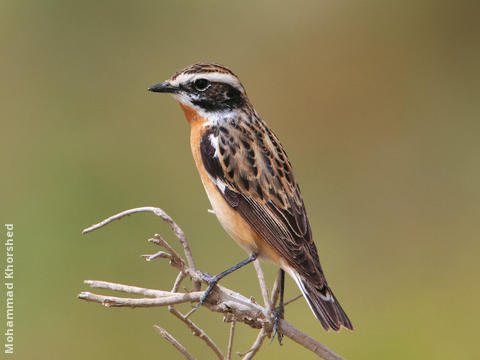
left=297, top=275, right=353, bottom=331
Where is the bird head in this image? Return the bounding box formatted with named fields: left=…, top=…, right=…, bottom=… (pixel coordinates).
left=148, top=63, right=250, bottom=116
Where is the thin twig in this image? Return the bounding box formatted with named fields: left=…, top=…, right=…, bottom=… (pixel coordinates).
left=227, top=321, right=236, bottom=360
left=253, top=260, right=271, bottom=315
left=149, top=235, right=185, bottom=269
left=280, top=320, right=346, bottom=360
left=78, top=291, right=202, bottom=307
left=172, top=271, right=187, bottom=292
left=183, top=307, right=199, bottom=319
left=82, top=207, right=144, bottom=234
left=169, top=307, right=224, bottom=360
left=284, top=294, right=303, bottom=307
left=154, top=325, right=196, bottom=360
left=239, top=328, right=267, bottom=360
left=142, top=250, right=172, bottom=262
left=84, top=280, right=172, bottom=297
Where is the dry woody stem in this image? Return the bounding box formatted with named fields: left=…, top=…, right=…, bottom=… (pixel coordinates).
left=79, top=206, right=347, bottom=360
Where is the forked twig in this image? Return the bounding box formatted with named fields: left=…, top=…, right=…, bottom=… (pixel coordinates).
left=142, top=250, right=172, bottom=262
left=149, top=234, right=185, bottom=268
left=83, top=206, right=200, bottom=290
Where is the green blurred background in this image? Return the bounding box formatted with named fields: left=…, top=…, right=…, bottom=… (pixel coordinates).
left=1, top=0, right=479, bottom=359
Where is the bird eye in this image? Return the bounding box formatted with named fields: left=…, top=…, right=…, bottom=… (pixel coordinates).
left=194, top=78, right=210, bottom=91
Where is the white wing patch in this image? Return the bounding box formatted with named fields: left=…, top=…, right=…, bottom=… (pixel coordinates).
left=208, top=133, right=219, bottom=158
left=215, top=179, right=227, bottom=194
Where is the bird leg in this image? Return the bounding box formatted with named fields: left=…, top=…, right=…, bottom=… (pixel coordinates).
left=271, top=269, right=285, bottom=344
left=194, top=252, right=258, bottom=308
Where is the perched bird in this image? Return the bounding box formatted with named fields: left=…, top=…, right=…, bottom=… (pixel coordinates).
left=148, top=63, right=353, bottom=332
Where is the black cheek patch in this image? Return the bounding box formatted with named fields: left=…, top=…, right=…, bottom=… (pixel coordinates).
left=225, top=85, right=243, bottom=108
left=193, top=99, right=221, bottom=112
left=192, top=83, right=245, bottom=112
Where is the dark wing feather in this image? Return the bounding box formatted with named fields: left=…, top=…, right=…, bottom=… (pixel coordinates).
left=200, top=119, right=324, bottom=286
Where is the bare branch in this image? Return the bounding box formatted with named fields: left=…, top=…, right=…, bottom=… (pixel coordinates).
left=80, top=207, right=349, bottom=360
left=142, top=250, right=172, bottom=262
left=227, top=321, right=236, bottom=360
left=83, top=207, right=161, bottom=234
left=146, top=207, right=197, bottom=274
left=84, top=280, right=172, bottom=297
left=172, top=271, right=187, bottom=292
left=169, top=307, right=224, bottom=360
left=79, top=284, right=345, bottom=359
left=154, top=326, right=196, bottom=360
left=78, top=291, right=202, bottom=307
left=253, top=260, right=271, bottom=315
left=279, top=320, right=346, bottom=360
left=79, top=279, right=267, bottom=323
left=149, top=234, right=185, bottom=269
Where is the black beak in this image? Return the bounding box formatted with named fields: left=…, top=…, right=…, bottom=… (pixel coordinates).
left=148, top=82, right=179, bottom=93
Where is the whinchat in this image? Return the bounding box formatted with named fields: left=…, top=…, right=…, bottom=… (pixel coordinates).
left=148, top=63, right=353, bottom=332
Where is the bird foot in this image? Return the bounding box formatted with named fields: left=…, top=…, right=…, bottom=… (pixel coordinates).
left=270, top=305, right=284, bottom=345
left=196, top=271, right=216, bottom=283
left=193, top=271, right=219, bottom=308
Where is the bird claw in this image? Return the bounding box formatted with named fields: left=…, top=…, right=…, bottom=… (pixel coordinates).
left=196, top=271, right=216, bottom=284
left=270, top=306, right=284, bottom=345
left=193, top=271, right=219, bottom=308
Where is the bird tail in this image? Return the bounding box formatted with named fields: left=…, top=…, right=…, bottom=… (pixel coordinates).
left=289, top=270, right=353, bottom=331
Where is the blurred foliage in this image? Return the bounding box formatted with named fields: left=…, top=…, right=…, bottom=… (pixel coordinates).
left=1, top=0, right=479, bottom=359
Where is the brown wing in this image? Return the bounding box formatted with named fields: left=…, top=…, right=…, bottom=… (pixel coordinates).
left=200, top=116, right=326, bottom=287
